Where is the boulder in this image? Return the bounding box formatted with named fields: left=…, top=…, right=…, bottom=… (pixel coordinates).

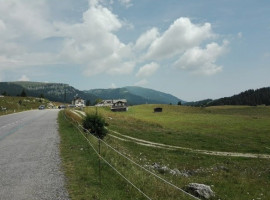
left=185, top=183, right=215, bottom=199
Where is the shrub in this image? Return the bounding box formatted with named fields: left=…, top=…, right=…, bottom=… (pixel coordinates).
left=82, top=114, right=107, bottom=139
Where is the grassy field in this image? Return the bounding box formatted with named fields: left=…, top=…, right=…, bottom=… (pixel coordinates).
left=59, top=105, right=270, bottom=200
left=0, top=96, right=50, bottom=116
left=91, top=105, right=270, bottom=154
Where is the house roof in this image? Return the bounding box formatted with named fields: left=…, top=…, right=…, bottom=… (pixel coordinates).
left=112, top=99, right=127, bottom=103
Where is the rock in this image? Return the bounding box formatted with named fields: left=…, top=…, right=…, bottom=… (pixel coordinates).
left=185, top=183, right=215, bottom=199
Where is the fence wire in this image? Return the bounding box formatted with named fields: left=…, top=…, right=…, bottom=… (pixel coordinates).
left=63, top=111, right=200, bottom=200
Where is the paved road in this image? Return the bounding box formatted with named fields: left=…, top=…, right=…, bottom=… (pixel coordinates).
left=0, top=110, right=69, bottom=200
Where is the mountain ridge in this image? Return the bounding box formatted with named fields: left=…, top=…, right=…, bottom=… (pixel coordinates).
left=0, top=82, right=183, bottom=105
left=85, top=86, right=183, bottom=105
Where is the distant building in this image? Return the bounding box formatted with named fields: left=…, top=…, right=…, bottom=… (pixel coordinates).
left=111, top=99, right=128, bottom=112
left=96, top=99, right=128, bottom=111
left=72, top=97, right=85, bottom=107
left=96, top=100, right=113, bottom=107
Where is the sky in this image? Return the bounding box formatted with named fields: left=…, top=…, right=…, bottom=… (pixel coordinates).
left=0, top=0, right=269, bottom=101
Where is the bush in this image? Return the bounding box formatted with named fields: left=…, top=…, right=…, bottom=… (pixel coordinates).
left=82, top=114, right=107, bottom=139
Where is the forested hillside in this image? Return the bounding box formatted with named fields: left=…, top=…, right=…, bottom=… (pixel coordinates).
left=207, top=87, right=270, bottom=106
left=85, top=86, right=182, bottom=105
left=0, top=82, right=98, bottom=104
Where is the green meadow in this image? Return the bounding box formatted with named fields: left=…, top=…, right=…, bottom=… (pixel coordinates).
left=0, top=96, right=49, bottom=116
left=59, top=105, right=270, bottom=200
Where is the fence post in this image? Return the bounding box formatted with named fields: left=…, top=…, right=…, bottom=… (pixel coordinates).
left=99, top=138, right=101, bottom=185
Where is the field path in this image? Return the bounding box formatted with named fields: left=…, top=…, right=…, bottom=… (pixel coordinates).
left=108, top=129, right=270, bottom=159
left=71, top=110, right=270, bottom=159
left=0, top=110, right=69, bottom=200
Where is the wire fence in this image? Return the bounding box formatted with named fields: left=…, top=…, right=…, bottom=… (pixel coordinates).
left=63, top=111, right=201, bottom=200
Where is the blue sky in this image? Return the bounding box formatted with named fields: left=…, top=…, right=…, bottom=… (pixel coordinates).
left=0, top=0, right=269, bottom=101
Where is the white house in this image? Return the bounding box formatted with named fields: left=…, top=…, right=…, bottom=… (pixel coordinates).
left=72, top=97, right=85, bottom=107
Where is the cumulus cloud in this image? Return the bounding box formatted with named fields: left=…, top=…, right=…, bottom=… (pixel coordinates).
left=145, top=18, right=214, bottom=60
left=174, top=41, right=228, bottom=75
left=136, top=62, right=159, bottom=78
left=58, top=0, right=135, bottom=76
left=0, top=0, right=135, bottom=76
left=134, top=79, right=148, bottom=86
left=18, top=75, right=30, bottom=81
left=134, top=28, right=159, bottom=51
left=136, top=17, right=227, bottom=75
left=0, top=0, right=54, bottom=40
left=0, top=0, right=228, bottom=79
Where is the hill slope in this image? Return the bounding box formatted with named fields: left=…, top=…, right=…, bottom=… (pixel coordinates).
left=184, top=87, right=270, bottom=107
left=0, top=82, right=98, bottom=104
left=207, top=87, right=270, bottom=106
left=85, top=86, right=183, bottom=105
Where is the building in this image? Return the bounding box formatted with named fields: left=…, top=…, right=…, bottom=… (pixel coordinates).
left=72, top=97, right=85, bottom=107
left=154, top=107, right=163, bottom=112
left=95, top=99, right=128, bottom=111
left=96, top=100, right=113, bottom=107
left=111, top=99, right=128, bottom=112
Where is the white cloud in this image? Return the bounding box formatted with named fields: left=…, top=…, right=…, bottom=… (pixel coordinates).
left=58, top=0, right=135, bottom=76
left=134, top=79, right=148, bottom=86
left=136, top=62, right=159, bottom=78
left=174, top=41, right=228, bottom=75
left=134, top=28, right=159, bottom=51
left=0, top=1, right=54, bottom=40
left=18, top=75, right=30, bottom=81
left=0, top=0, right=135, bottom=76
left=145, top=18, right=213, bottom=60
left=0, top=1, right=227, bottom=79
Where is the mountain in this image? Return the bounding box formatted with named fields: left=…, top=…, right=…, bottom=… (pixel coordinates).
left=0, top=82, right=98, bottom=104
left=207, top=87, right=270, bottom=106
left=85, top=86, right=183, bottom=105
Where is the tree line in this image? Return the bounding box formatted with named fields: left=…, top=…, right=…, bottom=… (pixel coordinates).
left=207, top=87, right=270, bottom=106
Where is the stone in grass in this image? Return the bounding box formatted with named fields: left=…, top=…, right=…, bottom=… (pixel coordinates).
left=185, top=183, right=215, bottom=199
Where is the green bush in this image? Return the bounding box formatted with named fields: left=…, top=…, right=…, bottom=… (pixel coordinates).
left=82, top=114, right=107, bottom=139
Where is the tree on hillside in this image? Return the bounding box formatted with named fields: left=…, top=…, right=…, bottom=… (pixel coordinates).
left=40, top=94, right=44, bottom=98
left=1, top=91, right=7, bottom=96
left=20, top=89, right=27, bottom=97
left=178, top=101, right=182, bottom=105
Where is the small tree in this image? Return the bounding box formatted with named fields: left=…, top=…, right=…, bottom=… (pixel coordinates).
left=21, top=89, right=27, bottom=97
left=82, top=114, right=107, bottom=139
left=94, top=98, right=103, bottom=105
left=40, top=94, right=44, bottom=98
left=86, top=100, right=91, bottom=106
left=178, top=101, right=182, bottom=105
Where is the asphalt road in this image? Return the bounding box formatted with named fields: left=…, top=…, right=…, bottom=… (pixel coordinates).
left=0, top=110, right=69, bottom=200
